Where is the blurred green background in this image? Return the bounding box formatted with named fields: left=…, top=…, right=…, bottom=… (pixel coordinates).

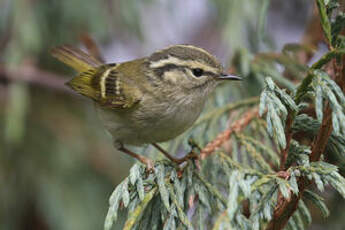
left=1, top=0, right=344, bottom=229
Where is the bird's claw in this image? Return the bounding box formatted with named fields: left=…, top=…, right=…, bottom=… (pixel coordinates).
left=144, top=158, right=155, bottom=173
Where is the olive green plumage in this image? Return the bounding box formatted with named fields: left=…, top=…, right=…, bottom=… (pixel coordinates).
left=51, top=44, right=240, bottom=163
left=51, top=46, right=144, bottom=108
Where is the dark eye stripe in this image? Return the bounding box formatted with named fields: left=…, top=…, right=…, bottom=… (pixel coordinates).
left=152, top=64, right=185, bottom=78
left=152, top=63, right=217, bottom=79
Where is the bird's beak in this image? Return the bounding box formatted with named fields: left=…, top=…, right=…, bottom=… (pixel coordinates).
left=217, top=73, right=242, bottom=81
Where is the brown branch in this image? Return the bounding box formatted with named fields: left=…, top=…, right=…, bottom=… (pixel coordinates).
left=279, top=113, right=294, bottom=170
left=200, top=107, right=259, bottom=159
left=334, top=51, right=345, bottom=92
left=79, top=33, right=105, bottom=63
left=310, top=103, right=333, bottom=162
left=0, top=64, right=74, bottom=94
left=1, top=35, right=103, bottom=94
left=266, top=178, right=309, bottom=230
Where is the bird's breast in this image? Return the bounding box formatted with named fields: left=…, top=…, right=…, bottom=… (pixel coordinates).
left=133, top=93, right=205, bottom=142
left=98, top=91, right=206, bottom=146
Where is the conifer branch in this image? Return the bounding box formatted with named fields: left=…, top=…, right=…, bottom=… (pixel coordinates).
left=200, top=107, right=259, bottom=159
left=294, top=49, right=345, bottom=104
left=266, top=1, right=345, bottom=228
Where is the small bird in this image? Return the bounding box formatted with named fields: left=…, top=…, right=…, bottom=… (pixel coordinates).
left=51, top=44, right=240, bottom=168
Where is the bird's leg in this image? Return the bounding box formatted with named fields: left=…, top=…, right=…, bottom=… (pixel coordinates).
left=152, top=143, right=197, bottom=164
left=116, top=143, right=154, bottom=171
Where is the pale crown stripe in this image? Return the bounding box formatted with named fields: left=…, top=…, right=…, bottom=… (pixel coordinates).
left=149, top=56, right=218, bottom=74
left=174, top=45, right=213, bottom=57
left=164, top=44, right=214, bottom=59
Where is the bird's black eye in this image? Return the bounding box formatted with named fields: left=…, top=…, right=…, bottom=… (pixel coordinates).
left=192, top=68, right=204, bottom=77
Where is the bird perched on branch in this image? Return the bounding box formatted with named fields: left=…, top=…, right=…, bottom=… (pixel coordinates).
left=51, top=44, right=240, bottom=169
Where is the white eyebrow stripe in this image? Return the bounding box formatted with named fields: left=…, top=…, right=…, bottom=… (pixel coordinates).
left=149, top=56, right=218, bottom=73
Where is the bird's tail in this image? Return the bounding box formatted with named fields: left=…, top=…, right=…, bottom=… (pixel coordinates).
left=51, top=45, right=102, bottom=72
left=51, top=45, right=103, bottom=100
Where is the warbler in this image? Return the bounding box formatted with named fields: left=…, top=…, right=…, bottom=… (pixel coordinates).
left=51, top=45, right=240, bottom=168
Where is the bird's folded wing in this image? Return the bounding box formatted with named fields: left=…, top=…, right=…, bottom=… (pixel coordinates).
left=51, top=45, right=142, bottom=109
left=67, top=64, right=142, bottom=109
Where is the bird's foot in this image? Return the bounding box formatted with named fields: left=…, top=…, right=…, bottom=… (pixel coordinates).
left=152, top=143, right=199, bottom=164
left=117, top=144, right=155, bottom=173
left=174, top=151, right=199, bottom=164
left=141, top=157, right=155, bottom=173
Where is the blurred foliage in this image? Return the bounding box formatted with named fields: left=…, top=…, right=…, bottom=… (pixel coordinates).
left=1, top=0, right=345, bottom=230
left=213, top=0, right=272, bottom=53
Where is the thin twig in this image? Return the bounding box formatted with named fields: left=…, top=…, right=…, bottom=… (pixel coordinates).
left=200, top=107, right=259, bottom=159
left=79, top=33, right=105, bottom=63
left=194, top=97, right=259, bottom=127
